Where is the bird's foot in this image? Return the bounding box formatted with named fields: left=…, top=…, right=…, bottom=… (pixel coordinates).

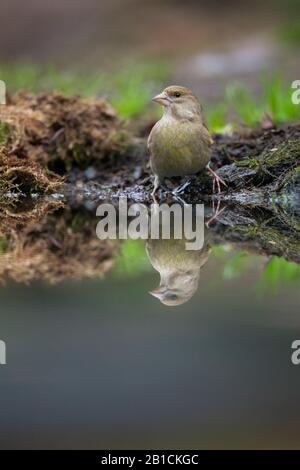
left=151, top=178, right=169, bottom=203
left=152, top=177, right=192, bottom=204
left=171, top=193, right=189, bottom=205
left=172, top=178, right=192, bottom=196
left=206, top=163, right=227, bottom=194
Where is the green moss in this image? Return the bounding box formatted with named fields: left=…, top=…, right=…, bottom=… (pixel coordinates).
left=0, top=122, right=10, bottom=145
left=69, top=144, right=91, bottom=170
left=234, top=141, right=300, bottom=189
left=235, top=156, right=259, bottom=168
left=259, top=141, right=300, bottom=180
left=0, top=235, right=8, bottom=253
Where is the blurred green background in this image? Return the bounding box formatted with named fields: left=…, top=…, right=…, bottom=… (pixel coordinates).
left=1, top=0, right=300, bottom=127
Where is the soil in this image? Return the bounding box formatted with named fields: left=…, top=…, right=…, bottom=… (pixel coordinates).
left=1, top=91, right=299, bottom=207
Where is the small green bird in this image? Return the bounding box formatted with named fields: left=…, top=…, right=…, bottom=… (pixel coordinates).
left=147, top=232, right=211, bottom=306
left=148, top=85, right=226, bottom=200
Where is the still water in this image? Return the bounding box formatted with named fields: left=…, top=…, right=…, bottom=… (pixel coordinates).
left=0, top=199, right=299, bottom=449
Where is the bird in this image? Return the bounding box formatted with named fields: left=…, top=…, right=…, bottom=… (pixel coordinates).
left=146, top=229, right=211, bottom=307
left=147, top=85, right=226, bottom=201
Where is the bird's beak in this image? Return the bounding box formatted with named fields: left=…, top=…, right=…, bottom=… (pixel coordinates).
left=149, top=288, right=163, bottom=299
left=152, top=91, right=170, bottom=106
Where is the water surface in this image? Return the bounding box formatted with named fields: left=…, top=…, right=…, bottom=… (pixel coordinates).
left=0, top=198, right=299, bottom=449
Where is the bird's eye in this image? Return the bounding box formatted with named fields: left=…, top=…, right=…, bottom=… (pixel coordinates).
left=174, top=92, right=181, bottom=98
left=165, top=293, right=178, bottom=301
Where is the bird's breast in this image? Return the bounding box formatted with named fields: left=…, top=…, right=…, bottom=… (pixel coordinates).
left=149, top=118, right=211, bottom=178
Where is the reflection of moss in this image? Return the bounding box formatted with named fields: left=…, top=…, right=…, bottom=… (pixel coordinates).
left=0, top=235, right=8, bottom=253
left=232, top=217, right=300, bottom=259
left=210, top=201, right=300, bottom=266
left=259, top=226, right=300, bottom=261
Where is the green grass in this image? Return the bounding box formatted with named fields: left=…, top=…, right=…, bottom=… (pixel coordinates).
left=110, top=62, right=168, bottom=117
left=213, top=246, right=300, bottom=293
left=0, top=63, right=299, bottom=125
left=260, top=256, right=300, bottom=291
left=114, top=239, right=151, bottom=277
left=205, top=103, right=228, bottom=133
left=206, top=75, right=300, bottom=132
left=0, top=62, right=168, bottom=118
left=113, top=241, right=300, bottom=286
left=0, top=64, right=106, bottom=96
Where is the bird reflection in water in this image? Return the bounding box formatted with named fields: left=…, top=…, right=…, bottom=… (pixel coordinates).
left=146, top=206, right=210, bottom=306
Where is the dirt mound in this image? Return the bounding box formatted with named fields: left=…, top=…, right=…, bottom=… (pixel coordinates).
left=0, top=91, right=129, bottom=193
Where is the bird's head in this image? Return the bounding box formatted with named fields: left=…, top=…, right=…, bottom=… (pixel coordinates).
left=149, top=272, right=199, bottom=307
left=152, top=85, right=202, bottom=120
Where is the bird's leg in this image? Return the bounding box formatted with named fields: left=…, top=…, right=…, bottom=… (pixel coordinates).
left=151, top=175, right=160, bottom=203
left=205, top=200, right=225, bottom=227
left=151, top=176, right=168, bottom=203
left=206, top=163, right=227, bottom=194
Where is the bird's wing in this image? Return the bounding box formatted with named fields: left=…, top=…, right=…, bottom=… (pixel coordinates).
left=147, top=121, right=160, bottom=154
left=202, top=123, right=214, bottom=145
